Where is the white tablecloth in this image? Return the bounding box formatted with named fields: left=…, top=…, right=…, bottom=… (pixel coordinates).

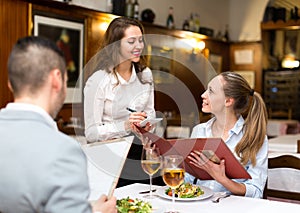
left=268, top=134, right=300, bottom=153
left=267, top=119, right=299, bottom=137
left=114, top=183, right=300, bottom=212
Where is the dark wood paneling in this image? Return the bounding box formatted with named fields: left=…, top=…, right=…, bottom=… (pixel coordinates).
left=0, top=0, right=29, bottom=108
left=143, top=23, right=229, bottom=122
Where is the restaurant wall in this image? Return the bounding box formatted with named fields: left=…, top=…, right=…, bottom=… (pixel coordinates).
left=229, top=0, right=269, bottom=41
left=0, top=0, right=268, bottom=126
left=0, top=0, right=217, bottom=126
left=68, top=0, right=269, bottom=42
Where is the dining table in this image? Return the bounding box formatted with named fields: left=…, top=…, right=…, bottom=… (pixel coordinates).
left=268, top=133, right=300, bottom=153
left=114, top=183, right=300, bottom=212
left=267, top=119, right=299, bottom=137
left=71, top=135, right=300, bottom=208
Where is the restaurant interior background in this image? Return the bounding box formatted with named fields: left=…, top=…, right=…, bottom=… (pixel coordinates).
left=1, top=0, right=300, bottom=138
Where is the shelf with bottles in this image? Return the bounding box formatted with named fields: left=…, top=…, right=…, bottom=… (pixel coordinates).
left=141, top=21, right=228, bottom=43
left=261, top=19, right=300, bottom=30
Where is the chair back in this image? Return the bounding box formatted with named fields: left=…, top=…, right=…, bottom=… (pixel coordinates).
left=264, top=154, right=300, bottom=201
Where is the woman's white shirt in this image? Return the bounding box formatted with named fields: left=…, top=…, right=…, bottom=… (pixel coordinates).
left=84, top=66, right=155, bottom=142
left=184, top=116, right=268, bottom=198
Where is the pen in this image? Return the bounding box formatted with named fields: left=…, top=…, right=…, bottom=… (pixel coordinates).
left=126, top=107, right=147, bottom=118
left=126, top=107, right=137, bottom=113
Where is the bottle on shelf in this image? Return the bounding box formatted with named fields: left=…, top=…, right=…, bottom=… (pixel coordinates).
left=291, top=6, right=299, bottom=20
left=133, top=0, right=139, bottom=19
left=125, top=0, right=134, bottom=18
left=188, top=13, right=195, bottom=32
left=215, top=30, right=222, bottom=40
left=194, top=13, right=200, bottom=33
left=223, top=24, right=229, bottom=42
left=166, top=6, right=175, bottom=29
left=182, top=18, right=189, bottom=31
left=112, top=0, right=126, bottom=16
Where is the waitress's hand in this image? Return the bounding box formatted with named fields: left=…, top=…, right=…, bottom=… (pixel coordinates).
left=124, top=111, right=148, bottom=132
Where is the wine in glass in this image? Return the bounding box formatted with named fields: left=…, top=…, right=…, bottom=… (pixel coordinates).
left=141, top=142, right=162, bottom=199
left=162, top=155, right=185, bottom=213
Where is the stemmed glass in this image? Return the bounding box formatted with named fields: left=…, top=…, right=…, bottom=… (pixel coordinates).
left=162, top=155, right=185, bottom=213
left=141, top=140, right=162, bottom=199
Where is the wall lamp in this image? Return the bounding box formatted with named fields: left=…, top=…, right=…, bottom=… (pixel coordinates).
left=281, top=54, right=300, bottom=69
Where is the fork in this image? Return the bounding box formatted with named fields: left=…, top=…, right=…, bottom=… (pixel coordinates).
left=212, top=194, right=230, bottom=203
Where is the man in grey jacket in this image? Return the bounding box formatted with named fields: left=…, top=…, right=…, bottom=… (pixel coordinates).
left=0, top=36, right=116, bottom=213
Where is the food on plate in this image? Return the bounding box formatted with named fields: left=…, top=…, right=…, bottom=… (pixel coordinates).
left=117, top=197, right=152, bottom=213
left=165, top=183, right=204, bottom=198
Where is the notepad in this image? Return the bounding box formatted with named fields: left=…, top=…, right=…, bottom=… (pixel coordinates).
left=139, top=117, right=163, bottom=127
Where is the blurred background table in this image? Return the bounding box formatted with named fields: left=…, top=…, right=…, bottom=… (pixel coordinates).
left=268, top=134, right=300, bottom=153
left=267, top=119, right=299, bottom=138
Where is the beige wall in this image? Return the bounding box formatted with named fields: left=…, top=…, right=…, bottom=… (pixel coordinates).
left=229, top=0, right=269, bottom=41
left=67, top=0, right=269, bottom=42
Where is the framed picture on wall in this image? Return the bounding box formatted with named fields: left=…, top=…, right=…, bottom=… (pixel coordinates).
left=33, top=15, right=84, bottom=103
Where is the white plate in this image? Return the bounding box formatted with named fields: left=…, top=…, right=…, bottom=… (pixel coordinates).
left=156, top=185, right=214, bottom=201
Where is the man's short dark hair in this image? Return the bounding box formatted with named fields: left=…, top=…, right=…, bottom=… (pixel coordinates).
left=7, top=36, right=66, bottom=97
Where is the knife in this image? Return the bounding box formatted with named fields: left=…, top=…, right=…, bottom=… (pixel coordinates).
left=139, top=189, right=157, bottom=194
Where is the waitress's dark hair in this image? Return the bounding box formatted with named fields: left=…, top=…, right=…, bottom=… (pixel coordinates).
left=87, top=17, right=148, bottom=84
left=8, top=36, right=66, bottom=97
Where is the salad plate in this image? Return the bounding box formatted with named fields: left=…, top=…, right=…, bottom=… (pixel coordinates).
left=117, top=197, right=155, bottom=213
left=156, top=185, right=214, bottom=201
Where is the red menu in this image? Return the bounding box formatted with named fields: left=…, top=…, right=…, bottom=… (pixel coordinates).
left=137, top=127, right=251, bottom=180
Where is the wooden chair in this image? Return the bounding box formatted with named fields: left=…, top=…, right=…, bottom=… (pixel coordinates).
left=263, top=154, right=300, bottom=201
left=268, top=108, right=292, bottom=120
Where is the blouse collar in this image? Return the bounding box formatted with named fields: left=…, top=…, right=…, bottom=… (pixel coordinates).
left=110, top=65, right=137, bottom=85
left=205, top=115, right=244, bottom=136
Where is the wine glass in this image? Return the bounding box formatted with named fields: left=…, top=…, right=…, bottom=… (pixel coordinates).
left=162, top=155, right=185, bottom=213
left=141, top=141, right=162, bottom=199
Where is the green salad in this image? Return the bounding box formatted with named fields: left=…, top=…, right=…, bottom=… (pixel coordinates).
left=165, top=183, right=204, bottom=198
left=117, top=197, right=152, bottom=213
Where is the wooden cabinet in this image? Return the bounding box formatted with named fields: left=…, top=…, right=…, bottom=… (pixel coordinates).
left=261, top=20, right=300, bottom=121
left=264, top=70, right=300, bottom=120
left=261, top=20, right=300, bottom=71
